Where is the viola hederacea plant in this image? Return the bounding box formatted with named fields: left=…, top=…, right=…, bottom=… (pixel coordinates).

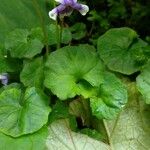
left=0, top=0, right=149, bottom=149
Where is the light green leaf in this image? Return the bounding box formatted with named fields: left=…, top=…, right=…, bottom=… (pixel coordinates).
left=47, top=24, right=72, bottom=45
left=0, top=87, right=51, bottom=137
left=44, top=45, right=104, bottom=100
left=0, top=0, right=49, bottom=43
left=136, top=62, right=150, bottom=104
left=0, top=127, right=48, bottom=150
left=90, top=73, right=128, bottom=119
left=46, top=119, right=110, bottom=150
left=5, top=29, right=44, bottom=58
left=97, top=27, right=147, bottom=75
left=20, top=57, right=44, bottom=88
left=104, top=83, right=150, bottom=150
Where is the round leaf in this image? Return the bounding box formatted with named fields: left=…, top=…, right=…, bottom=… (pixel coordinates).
left=90, top=73, right=128, bottom=119
left=44, top=45, right=104, bottom=100
left=97, top=27, right=147, bottom=75
left=0, top=87, right=51, bottom=137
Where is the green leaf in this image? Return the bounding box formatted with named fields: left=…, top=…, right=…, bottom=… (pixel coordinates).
left=90, top=73, right=128, bottom=119
left=20, top=57, right=44, bottom=88
left=5, top=29, right=44, bottom=58
left=49, top=101, right=70, bottom=124
left=47, top=24, right=72, bottom=45
left=136, top=62, right=150, bottom=104
left=44, top=45, right=104, bottom=100
left=46, top=119, right=110, bottom=150
left=0, top=127, right=48, bottom=150
left=69, top=23, right=86, bottom=40
left=0, top=87, right=51, bottom=137
left=0, top=0, right=49, bottom=43
left=97, top=27, right=147, bottom=75
left=0, top=51, right=22, bottom=73
left=104, top=83, right=150, bottom=150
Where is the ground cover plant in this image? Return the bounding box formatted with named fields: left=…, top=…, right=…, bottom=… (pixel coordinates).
left=0, top=0, right=150, bottom=149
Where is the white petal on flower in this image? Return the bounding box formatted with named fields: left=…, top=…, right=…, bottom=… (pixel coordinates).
left=49, top=9, right=58, bottom=20
left=79, top=4, right=89, bottom=16
left=55, top=0, right=64, bottom=4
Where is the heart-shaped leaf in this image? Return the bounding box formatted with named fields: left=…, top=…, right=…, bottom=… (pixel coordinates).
left=0, top=86, right=51, bottom=137
left=44, top=45, right=104, bottom=100
left=5, top=29, right=44, bottom=58
left=97, top=27, right=147, bottom=75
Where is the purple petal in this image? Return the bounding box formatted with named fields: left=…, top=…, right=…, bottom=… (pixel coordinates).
left=0, top=73, right=8, bottom=86
left=49, top=5, right=66, bottom=20
left=56, top=0, right=77, bottom=5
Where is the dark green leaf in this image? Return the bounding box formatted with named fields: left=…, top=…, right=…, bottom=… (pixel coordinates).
left=97, top=27, right=147, bottom=75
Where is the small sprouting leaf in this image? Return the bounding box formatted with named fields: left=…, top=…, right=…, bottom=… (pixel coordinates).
left=5, top=29, right=44, bottom=58
left=46, top=119, right=110, bottom=150
left=104, top=83, right=150, bottom=150
left=136, top=61, right=150, bottom=104
left=69, top=23, right=86, bottom=40
left=97, top=27, right=148, bottom=75
left=0, top=127, right=48, bottom=150
left=90, top=73, right=127, bottom=119
left=0, top=87, right=51, bottom=137
left=49, top=101, right=70, bottom=124
left=20, top=57, right=44, bottom=88
left=44, top=45, right=104, bottom=100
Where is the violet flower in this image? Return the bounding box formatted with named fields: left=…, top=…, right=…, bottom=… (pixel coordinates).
left=49, top=0, right=89, bottom=20
left=0, top=73, right=8, bottom=86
